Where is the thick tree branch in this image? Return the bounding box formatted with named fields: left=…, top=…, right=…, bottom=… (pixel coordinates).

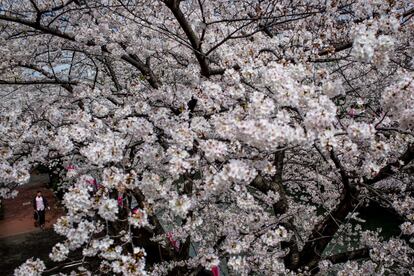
left=325, top=248, right=369, bottom=264
left=163, top=0, right=217, bottom=77
left=296, top=150, right=356, bottom=270
left=18, top=63, right=75, bottom=92
left=102, top=57, right=122, bottom=91
left=318, top=42, right=353, bottom=56
left=0, top=79, right=77, bottom=85
left=251, top=151, right=300, bottom=268
left=0, top=14, right=160, bottom=89
left=121, top=54, right=160, bottom=88
left=297, top=144, right=414, bottom=271
left=0, top=14, right=74, bottom=40
left=366, top=143, right=414, bottom=185
left=317, top=8, right=414, bottom=57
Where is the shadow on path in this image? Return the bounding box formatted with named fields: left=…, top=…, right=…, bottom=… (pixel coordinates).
left=0, top=229, right=63, bottom=275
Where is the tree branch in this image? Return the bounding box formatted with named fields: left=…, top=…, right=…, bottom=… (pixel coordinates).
left=163, top=0, right=217, bottom=77
left=0, top=14, right=160, bottom=89
left=366, top=144, right=414, bottom=185
left=296, top=150, right=356, bottom=270
left=325, top=248, right=369, bottom=264
left=297, top=144, right=414, bottom=271
left=0, top=79, right=77, bottom=85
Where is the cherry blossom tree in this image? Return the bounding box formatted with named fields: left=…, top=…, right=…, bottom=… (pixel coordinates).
left=1, top=0, right=413, bottom=275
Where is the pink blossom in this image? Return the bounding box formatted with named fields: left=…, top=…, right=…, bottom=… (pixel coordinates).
left=211, top=266, right=220, bottom=276
left=85, top=178, right=96, bottom=185
left=117, top=195, right=123, bottom=207
left=167, top=232, right=180, bottom=252
left=348, top=108, right=356, bottom=118
left=66, top=165, right=76, bottom=171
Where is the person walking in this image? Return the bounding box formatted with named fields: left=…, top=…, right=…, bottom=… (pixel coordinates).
left=32, top=191, right=49, bottom=229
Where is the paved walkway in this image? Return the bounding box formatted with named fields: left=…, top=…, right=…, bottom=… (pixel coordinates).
left=0, top=173, right=65, bottom=237
left=0, top=174, right=66, bottom=275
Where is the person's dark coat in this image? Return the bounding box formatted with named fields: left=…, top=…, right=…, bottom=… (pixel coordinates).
left=32, top=196, right=48, bottom=210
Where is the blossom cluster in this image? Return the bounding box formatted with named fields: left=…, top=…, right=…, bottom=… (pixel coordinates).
left=1, top=0, right=413, bottom=275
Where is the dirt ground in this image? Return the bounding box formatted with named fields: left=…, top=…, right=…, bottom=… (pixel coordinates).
left=0, top=174, right=66, bottom=275
left=0, top=174, right=65, bottom=238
